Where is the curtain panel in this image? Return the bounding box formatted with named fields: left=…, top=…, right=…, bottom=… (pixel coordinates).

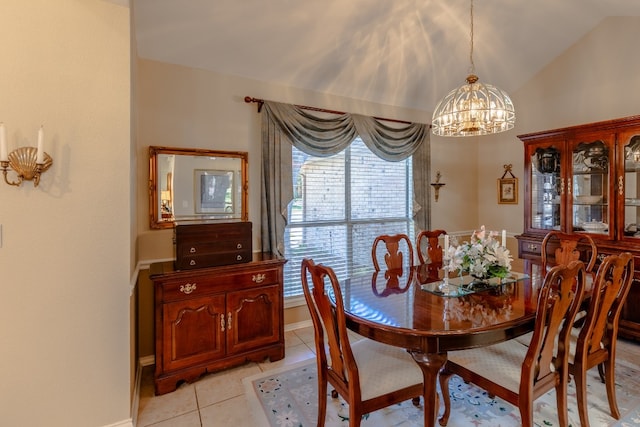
left=260, top=100, right=431, bottom=256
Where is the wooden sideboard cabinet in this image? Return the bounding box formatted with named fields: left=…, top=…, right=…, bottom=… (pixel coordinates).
left=516, top=115, right=640, bottom=341
left=150, top=253, right=287, bottom=395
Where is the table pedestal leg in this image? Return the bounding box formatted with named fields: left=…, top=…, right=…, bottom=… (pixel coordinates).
left=410, top=351, right=447, bottom=427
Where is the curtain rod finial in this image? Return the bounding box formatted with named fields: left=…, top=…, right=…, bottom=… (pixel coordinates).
left=244, top=96, right=264, bottom=112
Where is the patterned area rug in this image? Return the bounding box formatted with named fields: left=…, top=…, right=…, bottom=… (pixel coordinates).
left=243, top=358, right=640, bottom=426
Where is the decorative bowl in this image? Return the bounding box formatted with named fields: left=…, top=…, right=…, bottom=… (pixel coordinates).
left=581, top=221, right=608, bottom=232
left=575, top=195, right=602, bottom=204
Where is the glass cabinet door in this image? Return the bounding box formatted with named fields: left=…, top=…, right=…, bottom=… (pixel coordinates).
left=621, top=131, right=640, bottom=240
left=570, top=135, right=613, bottom=237
left=529, top=145, right=563, bottom=231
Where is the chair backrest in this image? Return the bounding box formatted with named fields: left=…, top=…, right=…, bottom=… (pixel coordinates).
left=522, top=260, right=586, bottom=390
left=301, top=258, right=360, bottom=396
left=416, top=229, right=447, bottom=264
left=371, top=234, right=414, bottom=271
left=575, top=252, right=634, bottom=357
left=541, top=231, right=597, bottom=274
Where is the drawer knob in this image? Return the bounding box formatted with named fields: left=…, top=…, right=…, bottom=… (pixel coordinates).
left=180, top=283, right=197, bottom=294
left=252, top=273, right=266, bottom=283
left=189, top=247, right=197, bottom=253
left=236, top=243, right=243, bottom=249
left=236, top=255, right=243, bottom=261
left=190, top=260, right=196, bottom=266
left=528, top=244, right=538, bottom=251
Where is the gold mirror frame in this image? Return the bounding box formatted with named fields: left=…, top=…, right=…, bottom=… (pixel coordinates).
left=149, top=146, right=248, bottom=229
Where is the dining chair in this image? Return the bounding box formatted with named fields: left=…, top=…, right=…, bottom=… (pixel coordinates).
left=371, top=233, right=414, bottom=271
left=542, top=231, right=597, bottom=284
left=513, top=231, right=598, bottom=347
left=438, top=261, right=587, bottom=427
left=301, top=258, right=424, bottom=427
left=568, top=252, right=634, bottom=427
left=415, top=229, right=447, bottom=264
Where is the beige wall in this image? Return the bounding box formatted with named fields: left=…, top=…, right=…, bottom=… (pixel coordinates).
left=0, top=1, right=132, bottom=427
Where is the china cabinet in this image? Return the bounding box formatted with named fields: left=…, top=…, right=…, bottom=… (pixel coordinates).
left=516, top=115, right=640, bottom=341
left=150, top=253, right=286, bottom=394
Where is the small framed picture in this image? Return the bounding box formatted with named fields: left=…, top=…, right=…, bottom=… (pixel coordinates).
left=194, top=169, right=235, bottom=214
left=498, top=177, right=518, bottom=204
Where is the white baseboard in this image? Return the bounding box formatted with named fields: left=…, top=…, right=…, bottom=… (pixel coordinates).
left=131, top=355, right=155, bottom=427
left=284, top=319, right=312, bottom=331
left=139, top=354, right=155, bottom=367
left=101, top=419, right=133, bottom=427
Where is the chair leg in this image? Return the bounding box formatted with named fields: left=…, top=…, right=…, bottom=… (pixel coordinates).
left=598, top=362, right=606, bottom=383
left=573, top=365, right=590, bottom=427
left=438, top=367, right=453, bottom=426
left=519, top=396, right=535, bottom=427
left=604, top=358, right=621, bottom=419
left=317, top=378, right=328, bottom=427
left=349, top=405, right=362, bottom=427
left=554, top=375, right=569, bottom=427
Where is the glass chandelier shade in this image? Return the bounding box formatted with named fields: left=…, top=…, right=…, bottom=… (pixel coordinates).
left=431, top=0, right=516, bottom=137
left=431, top=73, right=515, bottom=137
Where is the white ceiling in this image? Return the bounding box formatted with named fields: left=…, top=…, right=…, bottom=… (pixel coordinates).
left=133, top=0, right=640, bottom=113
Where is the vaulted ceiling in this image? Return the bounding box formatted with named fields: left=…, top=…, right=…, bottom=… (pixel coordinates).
left=132, top=0, right=640, bottom=113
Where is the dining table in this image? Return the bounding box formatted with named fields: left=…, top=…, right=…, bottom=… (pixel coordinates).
left=332, top=261, right=543, bottom=427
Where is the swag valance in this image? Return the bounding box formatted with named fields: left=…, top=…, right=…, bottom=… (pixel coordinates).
left=263, top=101, right=427, bottom=161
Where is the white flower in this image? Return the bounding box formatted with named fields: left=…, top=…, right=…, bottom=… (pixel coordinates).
left=446, top=225, right=513, bottom=278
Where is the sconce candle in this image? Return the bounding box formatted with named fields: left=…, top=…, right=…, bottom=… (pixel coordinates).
left=36, top=126, right=44, bottom=164
left=502, top=229, right=507, bottom=247
left=0, top=123, right=7, bottom=161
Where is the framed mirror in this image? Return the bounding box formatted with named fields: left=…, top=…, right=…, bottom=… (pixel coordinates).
left=149, top=146, right=248, bottom=229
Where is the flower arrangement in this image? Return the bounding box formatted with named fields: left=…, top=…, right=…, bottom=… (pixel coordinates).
left=445, top=226, right=513, bottom=279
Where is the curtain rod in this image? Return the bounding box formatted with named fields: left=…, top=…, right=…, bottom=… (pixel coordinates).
left=243, top=96, right=418, bottom=125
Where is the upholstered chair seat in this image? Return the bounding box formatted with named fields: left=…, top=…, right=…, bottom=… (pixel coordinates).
left=446, top=340, right=530, bottom=394
left=350, top=339, right=423, bottom=401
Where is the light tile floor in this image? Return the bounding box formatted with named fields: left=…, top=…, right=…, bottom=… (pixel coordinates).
left=136, top=325, right=640, bottom=427
left=136, top=326, right=320, bottom=427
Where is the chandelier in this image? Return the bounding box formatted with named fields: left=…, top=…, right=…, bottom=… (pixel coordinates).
left=431, top=0, right=515, bottom=137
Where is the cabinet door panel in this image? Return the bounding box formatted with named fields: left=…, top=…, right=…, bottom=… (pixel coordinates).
left=525, top=139, right=566, bottom=234
left=569, top=131, right=615, bottom=238
left=619, top=129, right=640, bottom=242
left=162, top=295, right=226, bottom=372
left=226, top=285, right=281, bottom=355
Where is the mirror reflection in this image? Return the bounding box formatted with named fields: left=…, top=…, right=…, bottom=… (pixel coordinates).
left=149, top=146, right=248, bottom=229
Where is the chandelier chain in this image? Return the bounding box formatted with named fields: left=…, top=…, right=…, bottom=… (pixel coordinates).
left=469, top=0, right=475, bottom=75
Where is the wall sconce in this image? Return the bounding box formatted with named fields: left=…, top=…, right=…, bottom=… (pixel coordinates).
left=0, top=124, right=53, bottom=187
left=430, top=171, right=446, bottom=202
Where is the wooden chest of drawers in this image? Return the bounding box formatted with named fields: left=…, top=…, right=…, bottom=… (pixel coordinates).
left=175, top=221, right=252, bottom=270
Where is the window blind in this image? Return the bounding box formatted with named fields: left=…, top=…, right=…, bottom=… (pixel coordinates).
left=284, top=137, right=414, bottom=298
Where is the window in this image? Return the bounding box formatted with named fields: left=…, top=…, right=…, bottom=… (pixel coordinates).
left=284, top=137, right=414, bottom=298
